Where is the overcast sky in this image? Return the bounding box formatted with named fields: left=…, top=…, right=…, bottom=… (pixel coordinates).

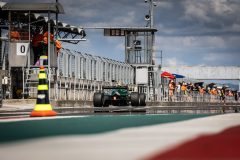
left=4, top=0, right=240, bottom=67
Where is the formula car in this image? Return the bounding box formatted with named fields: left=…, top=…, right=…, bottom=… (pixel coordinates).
left=93, top=86, right=146, bottom=107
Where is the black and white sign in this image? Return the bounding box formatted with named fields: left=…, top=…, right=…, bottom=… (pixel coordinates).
left=16, top=43, right=29, bottom=56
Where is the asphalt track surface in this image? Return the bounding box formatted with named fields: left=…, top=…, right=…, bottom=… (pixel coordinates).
left=0, top=114, right=210, bottom=143
left=0, top=113, right=240, bottom=160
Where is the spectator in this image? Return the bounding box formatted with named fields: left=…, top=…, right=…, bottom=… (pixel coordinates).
left=181, top=82, right=187, bottom=95
left=211, top=88, right=218, bottom=95
left=228, top=90, right=233, bottom=96
left=186, top=83, right=191, bottom=94
left=234, top=91, right=238, bottom=102
left=168, top=80, right=175, bottom=101
left=176, top=82, right=181, bottom=101
left=220, top=87, right=226, bottom=104
left=199, top=86, right=205, bottom=96
left=210, top=88, right=218, bottom=102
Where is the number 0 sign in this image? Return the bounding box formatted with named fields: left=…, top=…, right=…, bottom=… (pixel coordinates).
left=16, top=43, right=29, bottom=56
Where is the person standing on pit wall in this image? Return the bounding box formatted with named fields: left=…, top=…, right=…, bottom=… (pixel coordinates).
left=181, top=82, right=188, bottom=101
left=181, top=82, right=187, bottom=94
left=42, top=26, right=62, bottom=56
left=168, top=80, right=175, bottom=102
left=32, top=28, right=43, bottom=65
left=42, top=26, right=54, bottom=56
left=220, top=86, right=226, bottom=113
left=10, top=27, right=20, bottom=41
left=199, top=86, right=205, bottom=102
left=176, top=82, right=181, bottom=101
left=234, top=91, right=238, bottom=102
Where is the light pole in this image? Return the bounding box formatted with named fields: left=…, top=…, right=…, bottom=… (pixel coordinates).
left=145, top=0, right=157, bottom=28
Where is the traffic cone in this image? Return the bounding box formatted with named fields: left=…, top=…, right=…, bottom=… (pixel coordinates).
left=30, top=66, right=57, bottom=117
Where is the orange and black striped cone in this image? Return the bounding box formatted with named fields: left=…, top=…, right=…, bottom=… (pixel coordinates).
left=30, top=66, right=57, bottom=117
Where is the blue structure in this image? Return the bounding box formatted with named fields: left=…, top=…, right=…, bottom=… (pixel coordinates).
left=173, top=74, right=185, bottom=79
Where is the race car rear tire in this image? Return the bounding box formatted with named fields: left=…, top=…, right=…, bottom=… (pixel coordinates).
left=139, top=93, right=146, bottom=106
left=93, top=92, right=103, bottom=107
left=103, top=95, right=110, bottom=107
left=130, top=92, right=139, bottom=106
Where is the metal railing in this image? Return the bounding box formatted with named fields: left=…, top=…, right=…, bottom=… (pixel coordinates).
left=25, top=48, right=135, bottom=100
left=58, top=49, right=134, bottom=84
left=53, top=77, right=111, bottom=101
left=159, top=89, right=239, bottom=103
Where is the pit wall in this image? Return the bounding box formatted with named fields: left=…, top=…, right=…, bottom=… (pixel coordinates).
left=2, top=99, right=239, bottom=108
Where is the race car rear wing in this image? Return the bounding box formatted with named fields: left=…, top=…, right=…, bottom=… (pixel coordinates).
left=102, top=86, right=128, bottom=90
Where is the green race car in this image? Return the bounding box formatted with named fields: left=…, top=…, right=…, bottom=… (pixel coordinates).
left=93, top=86, right=146, bottom=107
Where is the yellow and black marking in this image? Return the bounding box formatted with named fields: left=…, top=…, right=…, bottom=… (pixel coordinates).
left=36, top=85, right=50, bottom=105
left=30, top=65, right=56, bottom=117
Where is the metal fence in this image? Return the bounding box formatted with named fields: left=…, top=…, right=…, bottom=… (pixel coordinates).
left=159, top=89, right=239, bottom=103
left=57, top=49, right=134, bottom=84
left=52, top=48, right=135, bottom=101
